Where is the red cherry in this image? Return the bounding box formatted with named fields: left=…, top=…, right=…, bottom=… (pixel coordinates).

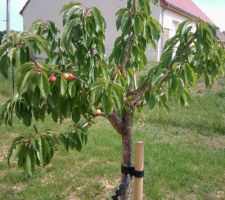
left=49, top=74, right=56, bottom=83
left=63, top=73, right=75, bottom=81
left=63, top=73, right=69, bottom=79
left=68, top=73, right=75, bottom=80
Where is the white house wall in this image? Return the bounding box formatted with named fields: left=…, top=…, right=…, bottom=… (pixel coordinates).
left=147, top=3, right=161, bottom=62
left=22, top=0, right=126, bottom=55
left=158, top=8, right=196, bottom=57
left=22, top=0, right=162, bottom=62
left=162, top=8, right=196, bottom=38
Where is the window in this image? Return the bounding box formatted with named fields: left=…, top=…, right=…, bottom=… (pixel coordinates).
left=173, top=20, right=180, bottom=33
left=162, top=28, right=170, bottom=48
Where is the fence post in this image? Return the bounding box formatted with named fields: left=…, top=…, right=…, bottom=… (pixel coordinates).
left=133, top=141, right=144, bottom=200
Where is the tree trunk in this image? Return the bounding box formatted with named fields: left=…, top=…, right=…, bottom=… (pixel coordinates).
left=108, top=110, right=133, bottom=200
left=120, top=127, right=132, bottom=200
left=120, top=111, right=133, bottom=200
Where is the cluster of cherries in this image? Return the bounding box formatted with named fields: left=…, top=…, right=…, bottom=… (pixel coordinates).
left=49, top=73, right=76, bottom=83
left=48, top=71, right=102, bottom=115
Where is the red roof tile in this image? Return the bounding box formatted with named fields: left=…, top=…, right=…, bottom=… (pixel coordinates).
left=161, top=0, right=213, bottom=24
left=216, top=30, right=225, bottom=42
left=20, top=0, right=215, bottom=27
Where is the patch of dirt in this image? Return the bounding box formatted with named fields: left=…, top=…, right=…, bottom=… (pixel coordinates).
left=12, top=183, right=27, bottom=192
left=180, top=132, right=225, bottom=150
left=192, top=80, right=222, bottom=95
left=209, top=191, right=225, bottom=199
left=163, top=192, right=176, bottom=200
left=183, top=194, right=198, bottom=200
left=0, top=95, right=12, bottom=104
left=65, top=177, right=119, bottom=200
left=201, top=138, right=225, bottom=150
left=187, top=134, right=225, bottom=150
left=0, top=145, right=8, bottom=162
left=65, top=185, right=83, bottom=200
left=40, top=173, right=55, bottom=186
left=66, top=193, right=81, bottom=200
left=100, top=178, right=118, bottom=191
left=154, top=131, right=225, bottom=150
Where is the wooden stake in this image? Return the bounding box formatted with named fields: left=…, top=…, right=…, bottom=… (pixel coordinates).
left=133, top=141, right=144, bottom=200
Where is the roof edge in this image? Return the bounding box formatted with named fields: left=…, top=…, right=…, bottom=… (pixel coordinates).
left=160, top=0, right=214, bottom=25
left=216, top=30, right=225, bottom=42
left=161, top=3, right=201, bottom=22
left=20, top=0, right=31, bottom=15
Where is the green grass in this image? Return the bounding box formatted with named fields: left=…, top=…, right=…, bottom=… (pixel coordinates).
left=0, top=78, right=225, bottom=199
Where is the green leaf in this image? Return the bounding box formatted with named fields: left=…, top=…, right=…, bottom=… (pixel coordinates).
left=180, top=94, right=188, bottom=106
left=0, top=41, right=12, bottom=59
left=134, top=15, right=143, bottom=36
left=91, top=78, right=106, bottom=91
left=72, top=107, right=80, bottom=123
left=27, top=147, right=36, bottom=175
left=22, top=109, right=32, bottom=126
left=138, top=0, right=150, bottom=16
left=91, top=7, right=105, bottom=31
left=60, top=77, right=67, bottom=96
left=152, top=73, right=164, bottom=87
left=185, top=64, right=196, bottom=85
left=0, top=55, right=9, bottom=78
left=40, top=136, right=48, bottom=165
left=25, top=35, right=50, bottom=56
left=32, top=87, right=40, bottom=108
left=112, top=85, right=124, bottom=111
left=8, top=136, right=24, bottom=166
left=17, top=62, right=34, bottom=74
left=121, top=15, right=131, bottom=34
left=160, top=47, right=173, bottom=68
left=170, top=74, right=178, bottom=91
left=177, top=78, right=184, bottom=97
left=35, top=137, right=43, bottom=166
left=8, top=47, right=17, bottom=62
left=18, top=144, right=28, bottom=169
left=19, top=70, right=33, bottom=93
left=176, top=20, right=191, bottom=37
left=68, top=82, right=76, bottom=98
left=60, top=1, right=81, bottom=14
left=49, top=21, right=58, bottom=34
left=160, top=93, right=169, bottom=111
left=38, top=73, right=50, bottom=98
left=147, top=95, right=156, bottom=109
left=101, top=92, right=113, bottom=115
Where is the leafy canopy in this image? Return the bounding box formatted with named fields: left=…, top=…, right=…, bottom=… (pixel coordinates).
left=0, top=0, right=225, bottom=175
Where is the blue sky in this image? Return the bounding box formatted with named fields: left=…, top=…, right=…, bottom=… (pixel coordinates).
left=194, top=0, right=225, bottom=30
left=0, top=0, right=225, bottom=31
left=0, top=0, right=27, bottom=31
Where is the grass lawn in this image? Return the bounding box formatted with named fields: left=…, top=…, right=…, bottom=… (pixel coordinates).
left=0, top=76, right=225, bottom=200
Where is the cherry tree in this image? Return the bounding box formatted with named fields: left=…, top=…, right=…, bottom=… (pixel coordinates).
left=0, top=0, right=225, bottom=199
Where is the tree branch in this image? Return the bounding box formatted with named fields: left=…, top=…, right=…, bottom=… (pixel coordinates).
left=120, top=0, right=137, bottom=70
left=126, top=36, right=196, bottom=101
left=108, top=0, right=137, bottom=137
left=108, top=110, right=124, bottom=135
left=29, top=53, right=41, bottom=69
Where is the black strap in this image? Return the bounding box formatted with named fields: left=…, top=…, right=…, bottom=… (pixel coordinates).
left=133, top=170, right=144, bottom=178
left=121, top=165, right=135, bottom=175
left=111, top=166, right=144, bottom=200
left=121, top=165, right=144, bottom=178
left=112, top=194, right=119, bottom=200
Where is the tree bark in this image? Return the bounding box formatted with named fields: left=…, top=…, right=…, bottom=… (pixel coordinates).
left=120, top=125, right=132, bottom=200
left=120, top=110, right=133, bottom=200
left=109, top=109, right=133, bottom=199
